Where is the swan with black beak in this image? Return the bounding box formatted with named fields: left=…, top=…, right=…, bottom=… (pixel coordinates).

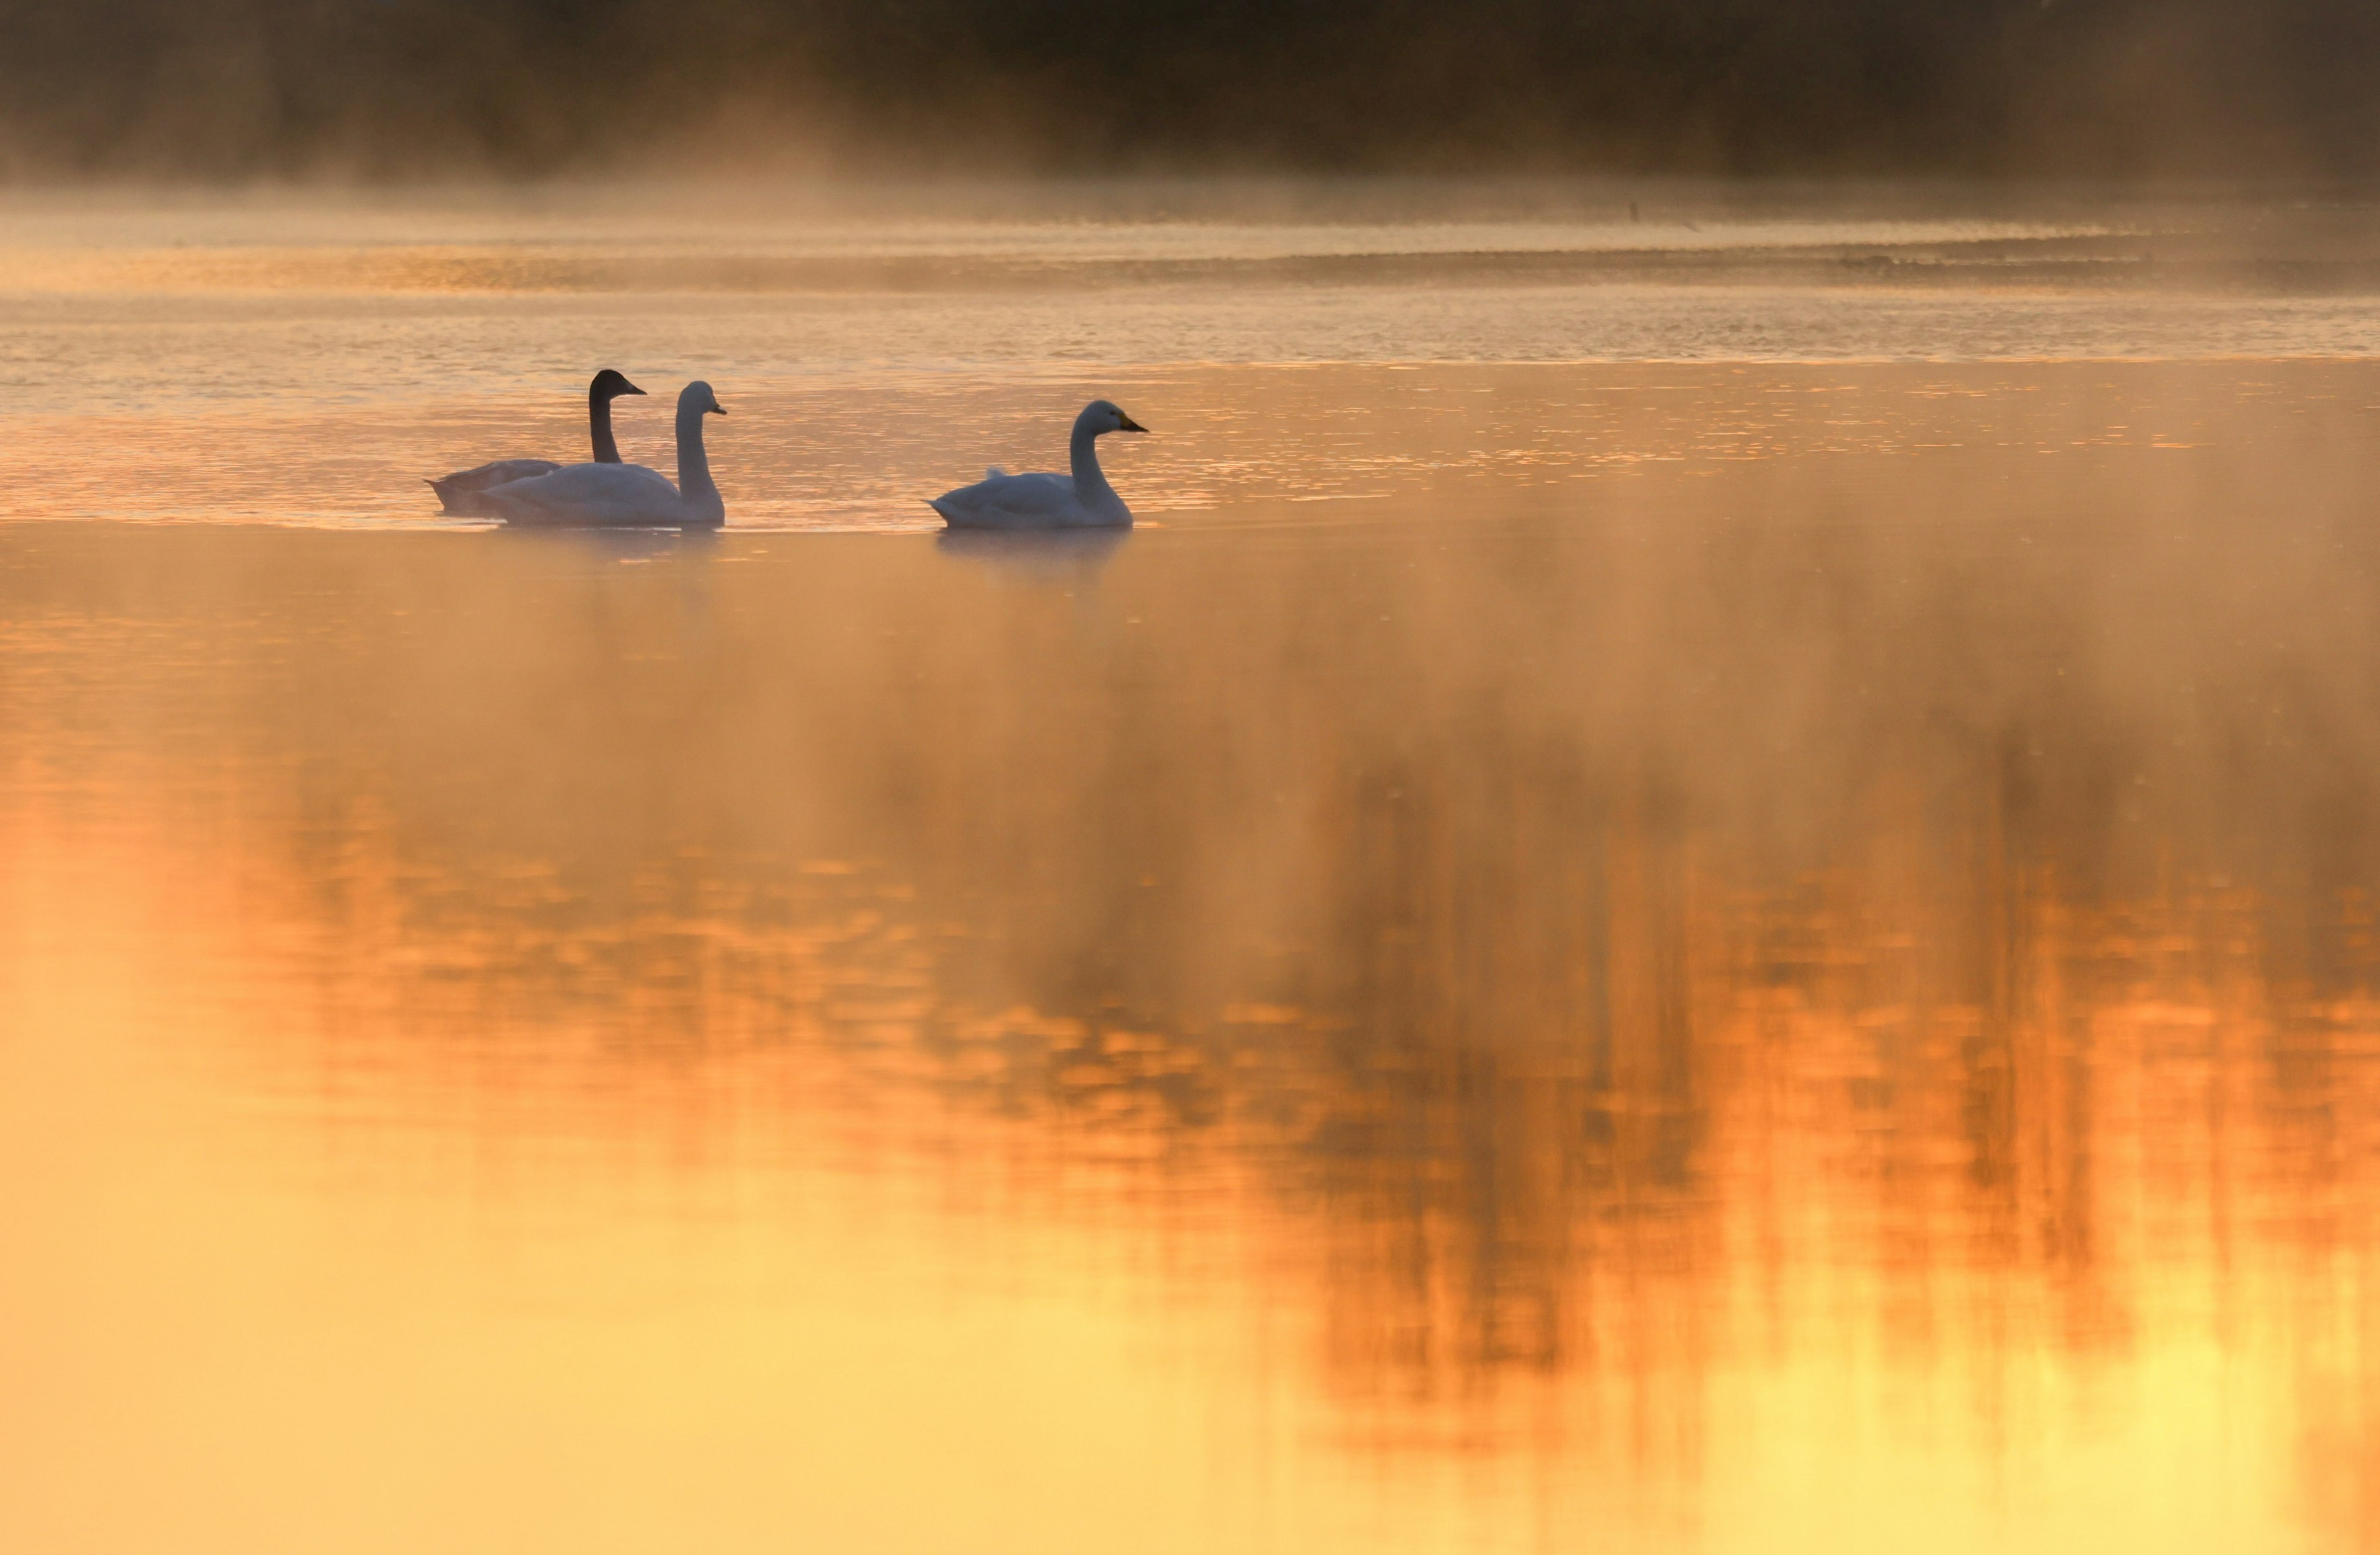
left=928, top=400, right=1148, bottom=529
left=475, top=381, right=727, bottom=529
left=428, top=368, right=646, bottom=516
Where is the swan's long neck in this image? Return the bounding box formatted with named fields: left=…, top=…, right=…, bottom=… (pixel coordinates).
left=1070, top=420, right=1127, bottom=521
left=589, top=387, right=622, bottom=464
left=676, top=402, right=724, bottom=524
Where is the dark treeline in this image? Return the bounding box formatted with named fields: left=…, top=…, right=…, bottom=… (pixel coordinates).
left=2, top=0, right=2378, bottom=179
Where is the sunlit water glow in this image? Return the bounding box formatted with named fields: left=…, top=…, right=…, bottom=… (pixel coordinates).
left=3, top=188, right=2380, bottom=1554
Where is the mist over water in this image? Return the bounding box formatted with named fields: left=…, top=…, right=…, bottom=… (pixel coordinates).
left=4, top=1, right=2380, bottom=177
left=6, top=180, right=2380, bottom=1553
left=13, top=185, right=2380, bottom=528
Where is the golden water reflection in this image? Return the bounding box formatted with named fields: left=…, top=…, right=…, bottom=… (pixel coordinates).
left=4, top=407, right=2380, bottom=1550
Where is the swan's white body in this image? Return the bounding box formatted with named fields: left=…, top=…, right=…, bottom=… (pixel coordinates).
left=433, top=458, right=560, bottom=511
left=430, top=369, right=644, bottom=516
left=928, top=400, right=1146, bottom=529
left=477, top=381, right=727, bottom=529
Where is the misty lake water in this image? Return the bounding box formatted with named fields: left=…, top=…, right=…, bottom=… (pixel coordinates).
left=5, top=187, right=2380, bottom=1553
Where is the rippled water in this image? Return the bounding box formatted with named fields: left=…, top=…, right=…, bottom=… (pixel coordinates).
left=4, top=188, right=2380, bottom=1554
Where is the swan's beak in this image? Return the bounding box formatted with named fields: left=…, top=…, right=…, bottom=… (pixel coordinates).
left=620, top=380, right=646, bottom=396
left=1117, top=413, right=1148, bottom=433
left=710, top=400, right=727, bottom=416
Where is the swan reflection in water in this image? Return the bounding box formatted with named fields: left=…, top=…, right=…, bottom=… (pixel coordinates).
left=933, top=524, right=1132, bottom=576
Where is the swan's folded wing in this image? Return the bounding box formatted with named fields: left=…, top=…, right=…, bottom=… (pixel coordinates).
left=429, top=457, right=562, bottom=514
left=478, top=462, right=687, bottom=527
left=929, top=471, right=1085, bottom=529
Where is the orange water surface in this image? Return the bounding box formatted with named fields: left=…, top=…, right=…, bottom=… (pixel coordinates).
left=5, top=192, right=2380, bottom=1554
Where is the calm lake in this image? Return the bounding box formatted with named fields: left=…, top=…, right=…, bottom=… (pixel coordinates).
left=4, top=185, right=2380, bottom=1554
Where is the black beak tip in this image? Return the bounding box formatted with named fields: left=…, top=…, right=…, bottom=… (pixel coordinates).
left=1121, top=416, right=1148, bottom=433
left=624, top=382, right=647, bottom=395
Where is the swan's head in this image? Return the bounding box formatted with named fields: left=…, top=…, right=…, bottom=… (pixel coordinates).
left=1079, top=399, right=1147, bottom=436
left=679, top=381, right=727, bottom=417
left=591, top=368, right=645, bottom=400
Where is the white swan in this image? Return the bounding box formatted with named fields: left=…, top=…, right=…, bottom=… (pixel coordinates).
left=475, top=381, right=728, bottom=529
left=928, top=400, right=1147, bottom=529
left=428, top=369, right=645, bottom=515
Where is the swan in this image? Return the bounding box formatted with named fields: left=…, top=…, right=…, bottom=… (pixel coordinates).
left=428, top=369, right=645, bottom=515
left=928, top=400, right=1147, bottom=529
left=475, top=381, right=728, bottom=529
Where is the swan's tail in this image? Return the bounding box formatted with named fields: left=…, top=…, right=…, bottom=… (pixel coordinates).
left=425, top=477, right=471, bottom=516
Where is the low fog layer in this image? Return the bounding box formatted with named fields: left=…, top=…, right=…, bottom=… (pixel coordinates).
left=1, top=0, right=2377, bottom=180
